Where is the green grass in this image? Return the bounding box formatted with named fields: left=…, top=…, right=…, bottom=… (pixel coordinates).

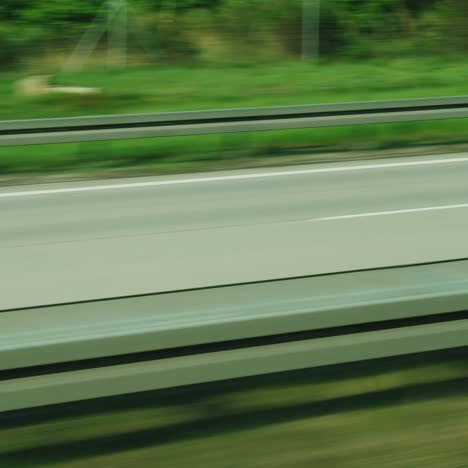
left=2, top=349, right=468, bottom=467
left=1, top=58, right=468, bottom=180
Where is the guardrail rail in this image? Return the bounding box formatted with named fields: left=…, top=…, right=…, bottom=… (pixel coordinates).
left=2, top=95, right=468, bottom=146
left=2, top=259, right=468, bottom=413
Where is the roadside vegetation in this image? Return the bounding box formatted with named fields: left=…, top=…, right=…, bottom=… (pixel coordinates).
left=2, top=1, right=468, bottom=68
left=1, top=59, right=468, bottom=179
left=1, top=0, right=468, bottom=179
left=2, top=348, right=468, bottom=467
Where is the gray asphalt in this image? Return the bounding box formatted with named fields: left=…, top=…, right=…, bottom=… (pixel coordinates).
left=2, top=153, right=468, bottom=310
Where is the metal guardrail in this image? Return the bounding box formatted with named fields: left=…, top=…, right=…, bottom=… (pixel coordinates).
left=2, top=96, right=468, bottom=146
left=2, top=259, right=468, bottom=413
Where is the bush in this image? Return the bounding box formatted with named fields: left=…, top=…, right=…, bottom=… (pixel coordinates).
left=444, top=0, right=468, bottom=53
left=413, top=3, right=450, bottom=55
left=207, top=0, right=281, bottom=62
left=2, top=0, right=468, bottom=70
left=0, top=26, right=20, bottom=70
left=0, top=24, right=47, bottom=71
left=141, top=12, right=200, bottom=63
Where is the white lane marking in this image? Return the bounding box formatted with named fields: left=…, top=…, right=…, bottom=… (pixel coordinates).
left=312, top=203, right=468, bottom=222
left=2, top=201, right=468, bottom=251
left=1, top=155, right=468, bottom=199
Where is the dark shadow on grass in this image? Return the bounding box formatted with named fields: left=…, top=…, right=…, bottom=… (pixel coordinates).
left=2, top=375, right=468, bottom=466
left=2, top=347, right=468, bottom=432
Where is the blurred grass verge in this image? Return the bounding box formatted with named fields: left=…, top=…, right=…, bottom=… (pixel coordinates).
left=1, top=348, right=468, bottom=467
left=1, top=59, right=468, bottom=183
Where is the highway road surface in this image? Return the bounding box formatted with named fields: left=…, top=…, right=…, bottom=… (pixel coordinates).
left=2, top=153, right=468, bottom=310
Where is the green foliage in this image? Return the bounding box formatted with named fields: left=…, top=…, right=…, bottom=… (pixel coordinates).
left=1, top=0, right=468, bottom=67
left=0, top=24, right=46, bottom=70
left=445, top=0, right=468, bottom=51
left=144, top=11, right=200, bottom=62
